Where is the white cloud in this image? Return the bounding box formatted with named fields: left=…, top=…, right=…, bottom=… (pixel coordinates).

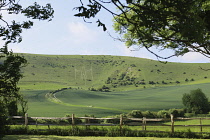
left=177, top=52, right=210, bottom=63
left=68, top=22, right=98, bottom=44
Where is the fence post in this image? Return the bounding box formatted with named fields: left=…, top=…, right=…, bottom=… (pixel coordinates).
left=85, top=118, right=90, bottom=129
left=170, top=114, right=174, bottom=133
left=72, top=114, right=75, bottom=126
left=200, top=118, right=202, bottom=132
left=25, top=113, right=28, bottom=127
left=142, top=117, right=146, bottom=131
left=35, top=118, right=38, bottom=128
left=120, top=114, right=123, bottom=134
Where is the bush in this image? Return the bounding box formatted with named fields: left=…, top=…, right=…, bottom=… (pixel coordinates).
left=89, top=87, right=97, bottom=91
left=184, top=113, right=195, bottom=118
left=127, top=110, right=143, bottom=118
left=182, top=89, right=210, bottom=114
left=130, top=64, right=136, bottom=67
left=149, top=81, right=156, bottom=85
left=177, top=109, right=185, bottom=117
left=168, top=109, right=179, bottom=118
left=142, top=111, right=157, bottom=118
left=157, top=110, right=170, bottom=118
left=162, top=81, right=167, bottom=84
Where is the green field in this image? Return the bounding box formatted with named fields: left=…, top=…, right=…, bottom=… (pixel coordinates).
left=17, top=54, right=210, bottom=117
left=23, top=82, right=210, bottom=117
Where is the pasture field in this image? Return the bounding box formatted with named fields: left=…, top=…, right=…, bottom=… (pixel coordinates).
left=3, top=135, right=201, bottom=140
left=23, top=82, right=210, bottom=117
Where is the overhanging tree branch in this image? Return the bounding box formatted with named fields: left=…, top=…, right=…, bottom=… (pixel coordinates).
left=74, top=0, right=210, bottom=59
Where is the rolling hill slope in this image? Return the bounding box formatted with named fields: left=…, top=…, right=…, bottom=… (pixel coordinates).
left=15, top=53, right=210, bottom=117
left=18, top=53, right=210, bottom=91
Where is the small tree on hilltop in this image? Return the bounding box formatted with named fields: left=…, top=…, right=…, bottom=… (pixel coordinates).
left=182, top=89, right=210, bottom=114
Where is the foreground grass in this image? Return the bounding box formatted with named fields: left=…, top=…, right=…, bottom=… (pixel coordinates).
left=3, top=135, right=206, bottom=140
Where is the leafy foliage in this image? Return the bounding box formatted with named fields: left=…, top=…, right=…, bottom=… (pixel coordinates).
left=0, top=101, right=8, bottom=139
left=0, top=0, right=54, bottom=138
left=74, top=0, right=210, bottom=59
left=0, top=1, right=54, bottom=45
left=182, top=89, right=210, bottom=114
left=127, top=110, right=143, bottom=118
left=0, top=50, right=27, bottom=137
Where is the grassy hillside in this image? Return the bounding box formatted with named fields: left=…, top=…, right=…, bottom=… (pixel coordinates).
left=15, top=53, right=210, bottom=117
left=18, top=53, right=210, bottom=91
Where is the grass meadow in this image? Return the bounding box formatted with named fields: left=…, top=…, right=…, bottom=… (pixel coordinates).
left=22, top=82, right=210, bottom=117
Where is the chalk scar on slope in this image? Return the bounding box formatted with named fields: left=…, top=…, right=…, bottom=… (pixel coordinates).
left=45, top=92, right=126, bottom=112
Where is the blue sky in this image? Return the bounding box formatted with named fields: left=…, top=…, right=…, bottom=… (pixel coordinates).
left=4, top=0, right=210, bottom=63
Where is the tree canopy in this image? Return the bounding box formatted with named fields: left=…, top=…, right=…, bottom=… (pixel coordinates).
left=0, top=0, right=54, bottom=110
left=182, top=89, right=210, bottom=114
left=0, top=0, right=54, bottom=138
left=0, top=1, right=54, bottom=46
left=0, top=0, right=54, bottom=105
left=74, top=0, right=210, bottom=59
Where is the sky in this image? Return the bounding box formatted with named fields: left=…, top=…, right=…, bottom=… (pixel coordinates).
left=3, top=0, right=210, bottom=63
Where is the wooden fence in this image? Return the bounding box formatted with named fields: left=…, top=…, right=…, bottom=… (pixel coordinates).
left=8, top=114, right=210, bottom=133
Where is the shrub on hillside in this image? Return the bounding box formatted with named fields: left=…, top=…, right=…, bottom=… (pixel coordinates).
left=98, top=85, right=110, bottom=92
left=149, top=81, right=156, bottom=85
left=89, top=87, right=97, bottom=91
left=191, top=78, right=194, bottom=81
left=130, top=64, right=136, bottom=67
left=162, top=81, right=167, bottom=84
